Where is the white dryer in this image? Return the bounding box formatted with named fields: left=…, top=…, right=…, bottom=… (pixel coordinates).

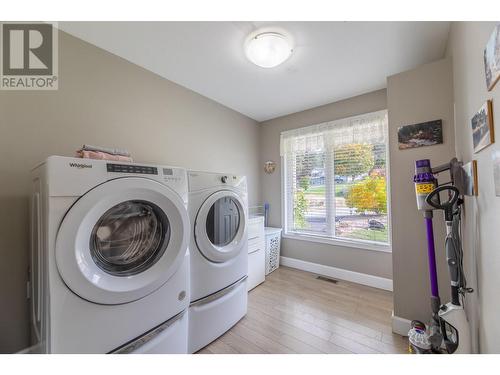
left=29, top=156, right=190, bottom=353
left=187, top=171, right=248, bottom=353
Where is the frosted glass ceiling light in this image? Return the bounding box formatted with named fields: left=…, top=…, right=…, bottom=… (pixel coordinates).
left=245, top=32, right=293, bottom=68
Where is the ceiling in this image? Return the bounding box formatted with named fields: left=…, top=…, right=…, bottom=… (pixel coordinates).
left=59, top=22, right=450, bottom=122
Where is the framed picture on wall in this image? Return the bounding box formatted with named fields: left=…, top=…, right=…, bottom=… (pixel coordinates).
left=471, top=100, right=495, bottom=153
left=397, top=119, right=443, bottom=150
left=484, top=24, right=500, bottom=91
left=462, top=160, right=479, bottom=196
left=492, top=151, right=500, bottom=197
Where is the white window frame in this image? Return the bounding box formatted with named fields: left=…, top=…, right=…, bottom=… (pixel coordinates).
left=281, top=110, right=392, bottom=253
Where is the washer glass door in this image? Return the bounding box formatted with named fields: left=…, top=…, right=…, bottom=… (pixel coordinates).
left=56, top=177, right=189, bottom=305
left=90, top=200, right=170, bottom=277
left=195, top=190, right=247, bottom=263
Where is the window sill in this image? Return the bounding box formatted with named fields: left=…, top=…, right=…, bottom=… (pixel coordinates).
left=282, top=232, right=392, bottom=253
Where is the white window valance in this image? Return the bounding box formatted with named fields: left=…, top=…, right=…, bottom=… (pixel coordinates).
left=280, top=110, right=388, bottom=156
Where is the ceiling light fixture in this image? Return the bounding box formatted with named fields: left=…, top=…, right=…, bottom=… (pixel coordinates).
left=245, top=31, right=293, bottom=68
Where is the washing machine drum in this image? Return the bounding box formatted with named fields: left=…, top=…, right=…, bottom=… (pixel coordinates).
left=194, top=190, right=247, bottom=263
left=55, top=177, right=189, bottom=305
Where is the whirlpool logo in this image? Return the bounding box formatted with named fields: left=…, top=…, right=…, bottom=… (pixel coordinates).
left=69, top=163, right=92, bottom=169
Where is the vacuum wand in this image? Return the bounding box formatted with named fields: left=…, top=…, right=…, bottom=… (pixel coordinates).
left=425, top=217, right=440, bottom=308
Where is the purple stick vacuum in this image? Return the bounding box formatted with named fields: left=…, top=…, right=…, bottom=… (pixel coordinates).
left=414, top=159, right=442, bottom=348
left=411, top=159, right=472, bottom=354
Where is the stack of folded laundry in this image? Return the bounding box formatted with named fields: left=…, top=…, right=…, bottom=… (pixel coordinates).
left=75, top=145, right=133, bottom=162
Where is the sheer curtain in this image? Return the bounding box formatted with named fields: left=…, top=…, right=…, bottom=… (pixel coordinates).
left=280, top=110, right=388, bottom=156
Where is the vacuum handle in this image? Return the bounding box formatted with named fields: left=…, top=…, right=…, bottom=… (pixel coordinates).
left=426, top=185, right=460, bottom=221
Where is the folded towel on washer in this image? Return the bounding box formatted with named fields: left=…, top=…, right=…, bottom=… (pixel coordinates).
left=75, top=149, right=133, bottom=162
left=81, top=144, right=131, bottom=157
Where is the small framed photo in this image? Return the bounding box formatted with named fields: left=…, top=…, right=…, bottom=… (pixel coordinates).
left=484, top=24, right=500, bottom=91
left=471, top=100, right=495, bottom=154
left=397, top=119, right=443, bottom=150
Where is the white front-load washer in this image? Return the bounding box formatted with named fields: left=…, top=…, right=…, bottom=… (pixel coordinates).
left=187, top=171, right=248, bottom=353
left=29, top=156, right=190, bottom=353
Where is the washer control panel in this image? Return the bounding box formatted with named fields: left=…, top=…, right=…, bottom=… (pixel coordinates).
left=107, top=163, right=158, bottom=175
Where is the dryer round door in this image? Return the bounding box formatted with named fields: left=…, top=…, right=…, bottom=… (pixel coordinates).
left=55, top=177, right=189, bottom=305
left=194, top=190, right=247, bottom=263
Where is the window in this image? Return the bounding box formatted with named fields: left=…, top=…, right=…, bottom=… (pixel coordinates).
left=281, top=110, right=390, bottom=249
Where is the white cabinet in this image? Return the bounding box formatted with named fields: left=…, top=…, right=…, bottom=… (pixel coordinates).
left=247, top=216, right=265, bottom=291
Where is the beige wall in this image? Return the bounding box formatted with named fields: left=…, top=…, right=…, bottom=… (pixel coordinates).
left=0, top=31, right=261, bottom=353
left=259, top=89, right=392, bottom=278
left=387, top=58, right=455, bottom=324
left=446, top=22, right=500, bottom=353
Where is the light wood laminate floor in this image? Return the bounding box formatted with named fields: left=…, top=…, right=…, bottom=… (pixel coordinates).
left=198, top=266, right=408, bottom=354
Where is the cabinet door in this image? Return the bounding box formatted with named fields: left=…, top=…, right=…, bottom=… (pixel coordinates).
left=247, top=248, right=265, bottom=291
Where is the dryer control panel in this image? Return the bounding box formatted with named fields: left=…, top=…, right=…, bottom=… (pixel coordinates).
left=188, top=171, right=247, bottom=192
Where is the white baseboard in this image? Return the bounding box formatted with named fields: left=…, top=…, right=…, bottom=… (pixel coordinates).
left=391, top=312, right=411, bottom=336
left=279, top=256, right=393, bottom=291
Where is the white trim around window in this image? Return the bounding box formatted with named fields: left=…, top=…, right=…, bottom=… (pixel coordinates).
left=282, top=231, right=392, bottom=253
left=280, top=109, right=392, bottom=253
